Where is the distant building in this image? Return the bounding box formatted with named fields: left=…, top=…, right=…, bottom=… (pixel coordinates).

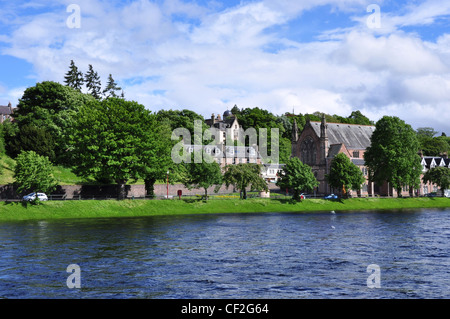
left=205, top=110, right=242, bottom=145
left=181, top=144, right=261, bottom=167
left=292, top=115, right=449, bottom=197
left=184, top=110, right=262, bottom=168
left=0, top=102, right=14, bottom=124
left=420, top=156, right=450, bottom=195
left=292, top=115, right=375, bottom=196
left=261, top=164, right=285, bottom=183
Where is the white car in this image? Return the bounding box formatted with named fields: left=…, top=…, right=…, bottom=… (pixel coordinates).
left=22, top=192, right=48, bottom=201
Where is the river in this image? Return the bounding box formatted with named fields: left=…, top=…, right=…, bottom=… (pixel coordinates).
left=0, top=208, right=449, bottom=299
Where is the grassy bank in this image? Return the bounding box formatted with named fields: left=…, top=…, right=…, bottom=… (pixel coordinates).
left=0, top=197, right=449, bottom=222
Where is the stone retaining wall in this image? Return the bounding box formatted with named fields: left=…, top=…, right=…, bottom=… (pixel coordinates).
left=0, top=183, right=281, bottom=199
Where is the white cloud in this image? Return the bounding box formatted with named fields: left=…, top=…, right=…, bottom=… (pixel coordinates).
left=1, top=0, right=450, bottom=134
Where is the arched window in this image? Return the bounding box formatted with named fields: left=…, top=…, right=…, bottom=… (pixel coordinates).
left=300, top=136, right=316, bottom=165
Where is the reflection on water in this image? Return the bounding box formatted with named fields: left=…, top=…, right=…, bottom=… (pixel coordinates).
left=0, top=209, right=449, bottom=298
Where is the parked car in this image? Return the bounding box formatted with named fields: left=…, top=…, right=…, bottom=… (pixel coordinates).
left=22, top=192, right=48, bottom=201
left=324, top=194, right=338, bottom=199
left=425, top=192, right=438, bottom=197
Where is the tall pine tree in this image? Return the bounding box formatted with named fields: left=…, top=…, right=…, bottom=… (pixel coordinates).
left=64, top=60, right=84, bottom=91
left=103, top=74, right=122, bottom=98
left=85, top=64, right=102, bottom=100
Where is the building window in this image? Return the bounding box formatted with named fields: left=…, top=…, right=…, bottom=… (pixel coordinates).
left=300, top=136, right=316, bottom=165
left=361, top=167, right=368, bottom=176
left=353, top=151, right=360, bottom=158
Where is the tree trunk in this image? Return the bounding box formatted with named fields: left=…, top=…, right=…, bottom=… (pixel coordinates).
left=144, top=177, right=156, bottom=198
left=243, top=188, right=247, bottom=200
left=204, top=188, right=208, bottom=200
left=117, top=180, right=127, bottom=200
left=397, top=188, right=402, bottom=198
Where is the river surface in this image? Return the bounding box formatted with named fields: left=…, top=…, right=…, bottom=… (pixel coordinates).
left=0, top=208, right=449, bottom=299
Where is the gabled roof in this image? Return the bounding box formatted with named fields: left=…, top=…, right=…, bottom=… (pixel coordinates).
left=434, top=157, right=445, bottom=166
left=309, top=121, right=375, bottom=150
left=444, top=158, right=450, bottom=167
left=328, top=144, right=344, bottom=158
left=0, top=105, right=12, bottom=115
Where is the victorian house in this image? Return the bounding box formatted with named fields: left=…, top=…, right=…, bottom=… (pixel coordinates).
left=184, top=110, right=262, bottom=168
left=0, top=102, right=14, bottom=124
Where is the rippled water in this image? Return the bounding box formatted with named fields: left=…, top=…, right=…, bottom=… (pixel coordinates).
left=0, top=208, right=449, bottom=299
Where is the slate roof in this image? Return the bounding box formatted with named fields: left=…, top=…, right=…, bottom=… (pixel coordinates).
left=0, top=105, right=12, bottom=115
left=310, top=122, right=375, bottom=150
left=352, top=159, right=366, bottom=166
left=422, top=156, right=449, bottom=169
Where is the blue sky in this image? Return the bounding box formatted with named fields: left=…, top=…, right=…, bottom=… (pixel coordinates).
left=0, top=0, right=449, bottom=133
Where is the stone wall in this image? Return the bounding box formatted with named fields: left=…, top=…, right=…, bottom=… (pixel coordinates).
left=1, top=183, right=281, bottom=199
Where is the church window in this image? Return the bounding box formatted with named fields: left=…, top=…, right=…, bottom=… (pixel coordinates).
left=300, top=136, right=316, bottom=165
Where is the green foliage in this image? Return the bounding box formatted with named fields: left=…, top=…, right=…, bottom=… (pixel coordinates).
left=223, top=163, right=268, bottom=199
left=417, top=128, right=449, bottom=156
left=156, top=109, right=210, bottom=144
left=6, top=81, right=94, bottom=165
left=276, top=157, right=318, bottom=201
left=69, top=98, right=159, bottom=198
left=326, top=153, right=365, bottom=197
left=64, top=60, right=84, bottom=91
left=103, top=74, right=122, bottom=98
left=347, top=110, right=374, bottom=125
left=142, top=117, right=181, bottom=196
left=85, top=64, right=102, bottom=100
left=5, top=124, right=56, bottom=161
left=422, top=167, right=450, bottom=196
left=182, top=151, right=223, bottom=198
left=14, top=150, right=57, bottom=194
left=364, top=116, right=422, bottom=196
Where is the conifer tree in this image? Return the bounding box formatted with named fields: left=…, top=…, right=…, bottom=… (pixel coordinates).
left=103, top=74, right=122, bottom=98
left=84, top=64, right=102, bottom=100
left=64, top=60, right=84, bottom=91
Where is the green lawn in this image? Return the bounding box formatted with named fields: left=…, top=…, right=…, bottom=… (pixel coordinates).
left=0, top=197, right=448, bottom=222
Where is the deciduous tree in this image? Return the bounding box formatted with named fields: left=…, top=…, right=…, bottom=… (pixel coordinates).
left=182, top=151, right=222, bottom=199
left=364, top=116, right=422, bottom=197
left=69, top=98, right=159, bottom=199
left=422, top=167, right=450, bottom=196
left=6, top=81, right=93, bottom=165
left=223, top=163, right=268, bottom=199
left=276, top=157, right=318, bottom=201
left=14, top=150, right=57, bottom=195
left=326, top=153, right=365, bottom=198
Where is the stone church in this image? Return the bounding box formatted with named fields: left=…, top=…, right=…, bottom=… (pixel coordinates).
left=291, top=115, right=376, bottom=196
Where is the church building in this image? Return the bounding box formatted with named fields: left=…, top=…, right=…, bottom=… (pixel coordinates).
left=291, top=115, right=375, bottom=196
